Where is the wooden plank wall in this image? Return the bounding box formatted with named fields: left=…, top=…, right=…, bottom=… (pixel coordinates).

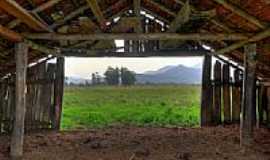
left=0, top=60, right=62, bottom=134
left=208, top=59, right=270, bottom=126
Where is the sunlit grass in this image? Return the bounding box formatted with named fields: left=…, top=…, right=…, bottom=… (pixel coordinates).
left=61, top=85, right=201, bottom=129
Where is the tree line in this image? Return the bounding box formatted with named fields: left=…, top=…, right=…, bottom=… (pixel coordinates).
left=92, top=67, right=136, bottom=86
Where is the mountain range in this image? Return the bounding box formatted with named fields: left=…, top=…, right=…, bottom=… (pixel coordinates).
left=65, top=64, right=202, bottom=85
left=136, top=64, right=202, bottom=84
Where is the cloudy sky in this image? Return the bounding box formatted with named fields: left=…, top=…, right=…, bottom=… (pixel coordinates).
left=65, top=57, right=203, bottom=79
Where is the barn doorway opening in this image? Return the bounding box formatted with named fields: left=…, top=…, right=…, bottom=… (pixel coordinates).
left=62, top=56, right=203, bottom=130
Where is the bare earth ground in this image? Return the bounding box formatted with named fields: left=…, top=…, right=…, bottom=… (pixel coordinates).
left=0, top=126, right=270, bottom=160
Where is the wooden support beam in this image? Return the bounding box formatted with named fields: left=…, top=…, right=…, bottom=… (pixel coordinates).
left=0, top=0, right=49, bottom=31
left=167, top=0, right=190, bottom=33
left=147, top=0, right=176, bottom=17
left=223, top=63, right=231, bottom=124
left=7, top=0, right=63, bottom=29
left=162, top=0, right=191, bottom=48
left=0, top=25, right=23, bottom=42
left=86, top=0, right=107, bottom=29
left=216, top=27, right=270, bottom=55
left=232, top=69, right=242, bottom=123
left=24, top=33, right=250, bottom=41
left=241, top=43, right=257, bottom=147
left=10, top=42, right=28, bottom=159
left=61, top=48, right=207, bottom=57
left=213, top=61, right=222, bottom=125
left=52, top=57, right=64, bottom=130
left=201, top=55, right=213, bottom=126
left=213, top=0, right=266, bottom=29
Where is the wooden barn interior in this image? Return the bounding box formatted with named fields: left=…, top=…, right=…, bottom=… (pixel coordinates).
left=0, top=0, right=270, bottom=159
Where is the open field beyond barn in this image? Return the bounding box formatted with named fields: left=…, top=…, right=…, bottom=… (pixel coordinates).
left=61, top=85, right=201, bottom=129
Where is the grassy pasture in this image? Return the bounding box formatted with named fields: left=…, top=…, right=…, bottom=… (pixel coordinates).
left=61, top=85, right=201, bottom=129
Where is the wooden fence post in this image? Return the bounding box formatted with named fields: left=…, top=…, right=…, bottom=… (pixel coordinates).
left=241, top=43, right=257, bottom=147
left=213, top=61, right=222, bottom=125
left=201, top=55, right=213, bottom=126
left=232, top=69, right=241, bottom=123
left=10, top=42, right=28, bottom=159
left=52, top=57, right=65, bottom=130
left=223, top=63, right=231, bottom=124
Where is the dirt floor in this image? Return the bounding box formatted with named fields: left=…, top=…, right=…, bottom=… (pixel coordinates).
left=0, top=126, right=270, bottom=160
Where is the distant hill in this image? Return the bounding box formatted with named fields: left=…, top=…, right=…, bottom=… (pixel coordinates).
left=136, top=64, right=202, bottom=84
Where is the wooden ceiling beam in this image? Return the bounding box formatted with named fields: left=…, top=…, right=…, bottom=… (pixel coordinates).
left=167, top=0, right=190, bottom=33
left=147, top=0, right=176, bottom=17
left=7, top=0, right=63, bottom=29
left=24, top=33, right=250, bottom=41
left=216, top=28, right=270, bottom=54
left=213, top=0, right=266, bottom=29
left=0, top=25, right=23, bottom=42
left=0, top=0, right=49, bottom=31
left=86, top=0, right=107, bottom=29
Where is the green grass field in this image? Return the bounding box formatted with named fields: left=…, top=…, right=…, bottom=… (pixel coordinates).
left=61, top=85, right=201, bottom=129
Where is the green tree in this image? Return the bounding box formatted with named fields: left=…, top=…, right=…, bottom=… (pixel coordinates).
left=104, top=67, right=120, bottom=85
left=121, top=67, right=136, bottom=85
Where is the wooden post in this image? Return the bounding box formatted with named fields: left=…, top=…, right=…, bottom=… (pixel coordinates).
left=201, top=55, right=213, bottom=126
left=232, top=69, right=241, bottom=123
left=52, top=57, right=65, bottom=130
left=266, top=87, right=270, bottom=128
left=213, top=61, right=222, bottom=125
left=223, top=63, right=231, bottom=124
left=10, top=42, right=28, bottom=159
left=258, top=85, right=265, bottom=126
left=241, top=43, right=257, bottom=147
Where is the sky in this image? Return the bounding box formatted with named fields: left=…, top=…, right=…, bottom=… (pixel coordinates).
left=65, top=57, right=203, bottom=79
left=65, top=40, right=204, bottom=79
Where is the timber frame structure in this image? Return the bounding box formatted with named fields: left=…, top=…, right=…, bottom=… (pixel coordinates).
left=0, top=0, right=270, bottom=159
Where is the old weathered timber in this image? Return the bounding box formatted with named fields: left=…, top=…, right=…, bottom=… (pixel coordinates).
left=232, top=69, right=241, bottom=123
left=258, top=85, right=267, bottom=126
left=0, top=25, right=23, bottom=42
left=10, top=42, right=28, bottom=159
left=201, top=55, right=213, bottom=126
left=223, top=63, right=231, bottom=124
left=0, top=0, right=49, bottom=31
left=241, top=43, right=257, bottom=147
left=266, top=88, right=270, bottom=127
left=52, top=57, right=65, bottom=130
left=213, top=61, right=222, bottom=125
left=24, top=33, right=250, bottom=41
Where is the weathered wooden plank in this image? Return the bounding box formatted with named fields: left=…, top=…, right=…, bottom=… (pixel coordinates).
left=266, top=87, right=270, bottom=128
left=24, top=33, right=250, bottom=41
left=201, top=55, right=213, bottom=126
left=0, top=0, right=49, bottom=31
left=258, top=85, right=267, bottom=126
left=213, top=0, right=266, bottom=29
left=241, top=43, right=257, bottom=147
left=0, top=25, right=23, bottom=42
left=10, top=42, right=28, bottom=159
left=45, top=64, right=55, bottom=128
left=232, top=69, right=241, bottom=123
left=213, top=61, right=222, bottom=125
left=52, top=57, right=65, bottom=130
left=223, top=63, right=231, bottom=124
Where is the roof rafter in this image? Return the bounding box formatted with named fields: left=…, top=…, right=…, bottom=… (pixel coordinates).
left=7, top=0, right=63, bottom=29
left=0, top=25, right=23, bottom=42
left=0, top=0, right=49, bottom=31
left=216, top=27, right=270, bottom=55
left=213, top=0, right=266, bottom=29
left=86, top=0, right=107, bottom=30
